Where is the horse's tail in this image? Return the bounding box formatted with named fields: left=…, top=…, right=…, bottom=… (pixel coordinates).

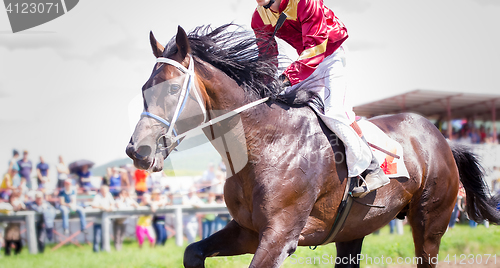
left=449, top=142, right=500, bottom=224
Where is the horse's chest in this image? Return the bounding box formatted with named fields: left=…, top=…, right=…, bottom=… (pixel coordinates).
left=223, top=177, right=256, bottom=229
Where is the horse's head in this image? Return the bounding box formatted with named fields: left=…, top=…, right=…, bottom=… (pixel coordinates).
left=126, top=26, right=207, bottom=172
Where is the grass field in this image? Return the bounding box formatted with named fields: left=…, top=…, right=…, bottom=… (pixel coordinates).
left=1, top=224, right=498, bottom=268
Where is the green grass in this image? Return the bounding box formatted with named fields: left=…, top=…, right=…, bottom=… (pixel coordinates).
left=1, top=224, right=498, bottom=267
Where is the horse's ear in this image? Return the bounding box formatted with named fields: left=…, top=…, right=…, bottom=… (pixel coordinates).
left=175, top=26, right=191, bottom=60
left=149, top=31, right=164, bottom=58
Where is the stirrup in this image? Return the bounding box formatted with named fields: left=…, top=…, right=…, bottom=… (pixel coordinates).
left=351, top=175, right=371, bottom=198
left=351, top=170, right=390, bottom=198
left=357, top=175, right=370, bottom=191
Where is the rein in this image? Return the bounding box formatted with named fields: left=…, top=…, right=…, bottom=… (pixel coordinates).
left=141, top=55, right=270, bottom=151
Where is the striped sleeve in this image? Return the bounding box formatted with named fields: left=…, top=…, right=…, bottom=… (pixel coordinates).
left=283, top=0, right=329, bottom=86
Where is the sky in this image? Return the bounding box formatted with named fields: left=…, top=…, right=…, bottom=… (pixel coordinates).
left=0, top=0, right=499, bottom=174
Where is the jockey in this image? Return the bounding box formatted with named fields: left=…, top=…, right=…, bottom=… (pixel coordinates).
left=251, top=0, right=389, bottom=197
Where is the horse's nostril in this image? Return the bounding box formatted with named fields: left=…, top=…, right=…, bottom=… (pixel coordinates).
left=136, top=145, right=152, bottom=159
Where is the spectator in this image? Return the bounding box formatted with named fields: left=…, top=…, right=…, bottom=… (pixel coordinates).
left=91, top=184, right=115, bottom=253
left=1, top=168, right=17, bottom=201
left=77, top=165, right=92, bottom=193
left=56, top=156, right=70, bottom=190
left=0, top=228, right=3, bottom=252
left=7, top=150, right=19, bottom=173
left=491, top=166, right=500, bottom=194
left=107, top=167, right=122, bottom=198
left=58, top=179, right=87, bottom=235
left=449, top=186, right=465, bottom=229
left=17, top=175, right=31, bottom=204
left=214, top=195, right=230, bottom=232
left=114, top=189, right=139, bottom=251
left=16, top=175, right=30, bottom=204
left=29, top=191, right=56, bottom=253
left=150, top=171, right=166, bottom=192
left=7, top=150, right=20, bottom=187
left=4, top=192, right=25, bottom=256
left=479, top=125, right=487, bottom=143
left=136, top=193, right=155, bottom=248
left=134, top=169, right=148, bottom=202
left=151, top=188, right=168, bottom=246
left=17, top=150, right=33, bottom=189
left=182, top=189, right=203, bottom=244
left=200, top=163, right=216, bottom=192
left=212, top=162, right=228, bottom=231
left=119, top=166, right=131, bottom=192
left=389, top=219, right=404, bottom=235
left=202, top=192, right=217, bottom=239
left=36, top=156, right=49, bottom=192
left=212, top=168, right=226, bottom=198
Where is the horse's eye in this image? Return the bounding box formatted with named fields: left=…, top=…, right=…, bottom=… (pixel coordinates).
left=170, top=84, right=181, bottom=94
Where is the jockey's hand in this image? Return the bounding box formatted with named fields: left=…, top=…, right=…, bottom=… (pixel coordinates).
left=278, top=74, right=291, bottom=88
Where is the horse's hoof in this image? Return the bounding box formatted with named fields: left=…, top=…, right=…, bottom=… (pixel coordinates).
left=184, top=243, right=205, bottom=268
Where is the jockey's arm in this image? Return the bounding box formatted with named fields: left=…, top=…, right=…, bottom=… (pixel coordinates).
left=282, top=1, right=330, bottom=86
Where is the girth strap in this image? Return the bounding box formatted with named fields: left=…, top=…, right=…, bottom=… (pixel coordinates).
left=318, top=177, right=357, bottom=246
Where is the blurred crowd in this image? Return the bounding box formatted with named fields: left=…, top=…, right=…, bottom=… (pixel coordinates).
left=437, top=120, right=499, bottom=144
left=2, top=145, right=497, bottom=256
left=0, top=149, right=230, bottom=255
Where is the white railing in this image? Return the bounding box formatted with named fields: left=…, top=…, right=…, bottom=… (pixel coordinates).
left=0, top=204, right=229, bottom=254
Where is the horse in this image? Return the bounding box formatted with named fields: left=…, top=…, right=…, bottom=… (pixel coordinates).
left=125, top=24, right=500, bottom=268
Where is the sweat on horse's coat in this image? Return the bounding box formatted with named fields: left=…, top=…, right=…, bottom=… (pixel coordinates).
left=126, top=24, right=500, bottom=268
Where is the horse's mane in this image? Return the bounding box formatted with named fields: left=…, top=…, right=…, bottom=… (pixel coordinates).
left=163, top=24, right=323, bottom=111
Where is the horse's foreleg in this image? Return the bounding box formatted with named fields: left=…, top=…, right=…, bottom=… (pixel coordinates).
left=183, top=220, right=259, bottom=268
left=335, top=238, right=365, bottom=268
left=248, top=225, right=303, bottom=268
left=247, top=204, right=313, bottom=268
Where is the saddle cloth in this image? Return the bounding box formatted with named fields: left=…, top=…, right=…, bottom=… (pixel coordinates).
left=357, top=119, right=410, bottom=178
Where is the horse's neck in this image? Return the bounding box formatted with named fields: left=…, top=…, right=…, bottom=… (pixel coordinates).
left=201, top=69, right=269, bottom=176
left=207, top=99, right=310, bottom=177
left=197, top=63, right=246, bottom=113
left=199, top=64, right=331, bottom=178
left=199, top=72, right=259, bottom=172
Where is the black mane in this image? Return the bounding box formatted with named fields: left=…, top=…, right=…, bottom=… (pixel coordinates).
left=163, top=24, right=322, bottom=109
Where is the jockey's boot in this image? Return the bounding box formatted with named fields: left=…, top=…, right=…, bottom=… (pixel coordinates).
left=351, top=151, right=390, bottom=198
left=349, top=121, right=390, bottom=198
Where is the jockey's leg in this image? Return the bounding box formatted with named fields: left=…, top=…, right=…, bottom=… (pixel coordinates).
left=317, top=47, right=389, bottom=198
left=349, top=121, right=390, bottom=198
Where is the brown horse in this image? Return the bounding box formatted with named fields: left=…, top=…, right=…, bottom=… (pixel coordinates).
left=126, top=24, right=500, bottom=267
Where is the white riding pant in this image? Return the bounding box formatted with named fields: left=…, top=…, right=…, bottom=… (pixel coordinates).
left=287, top=47, right=371, bottom=177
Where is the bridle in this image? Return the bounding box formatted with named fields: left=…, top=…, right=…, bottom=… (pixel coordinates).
left=141, top=55, right=206, bottom=150
left=140, top=55, right=269, bottom=152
